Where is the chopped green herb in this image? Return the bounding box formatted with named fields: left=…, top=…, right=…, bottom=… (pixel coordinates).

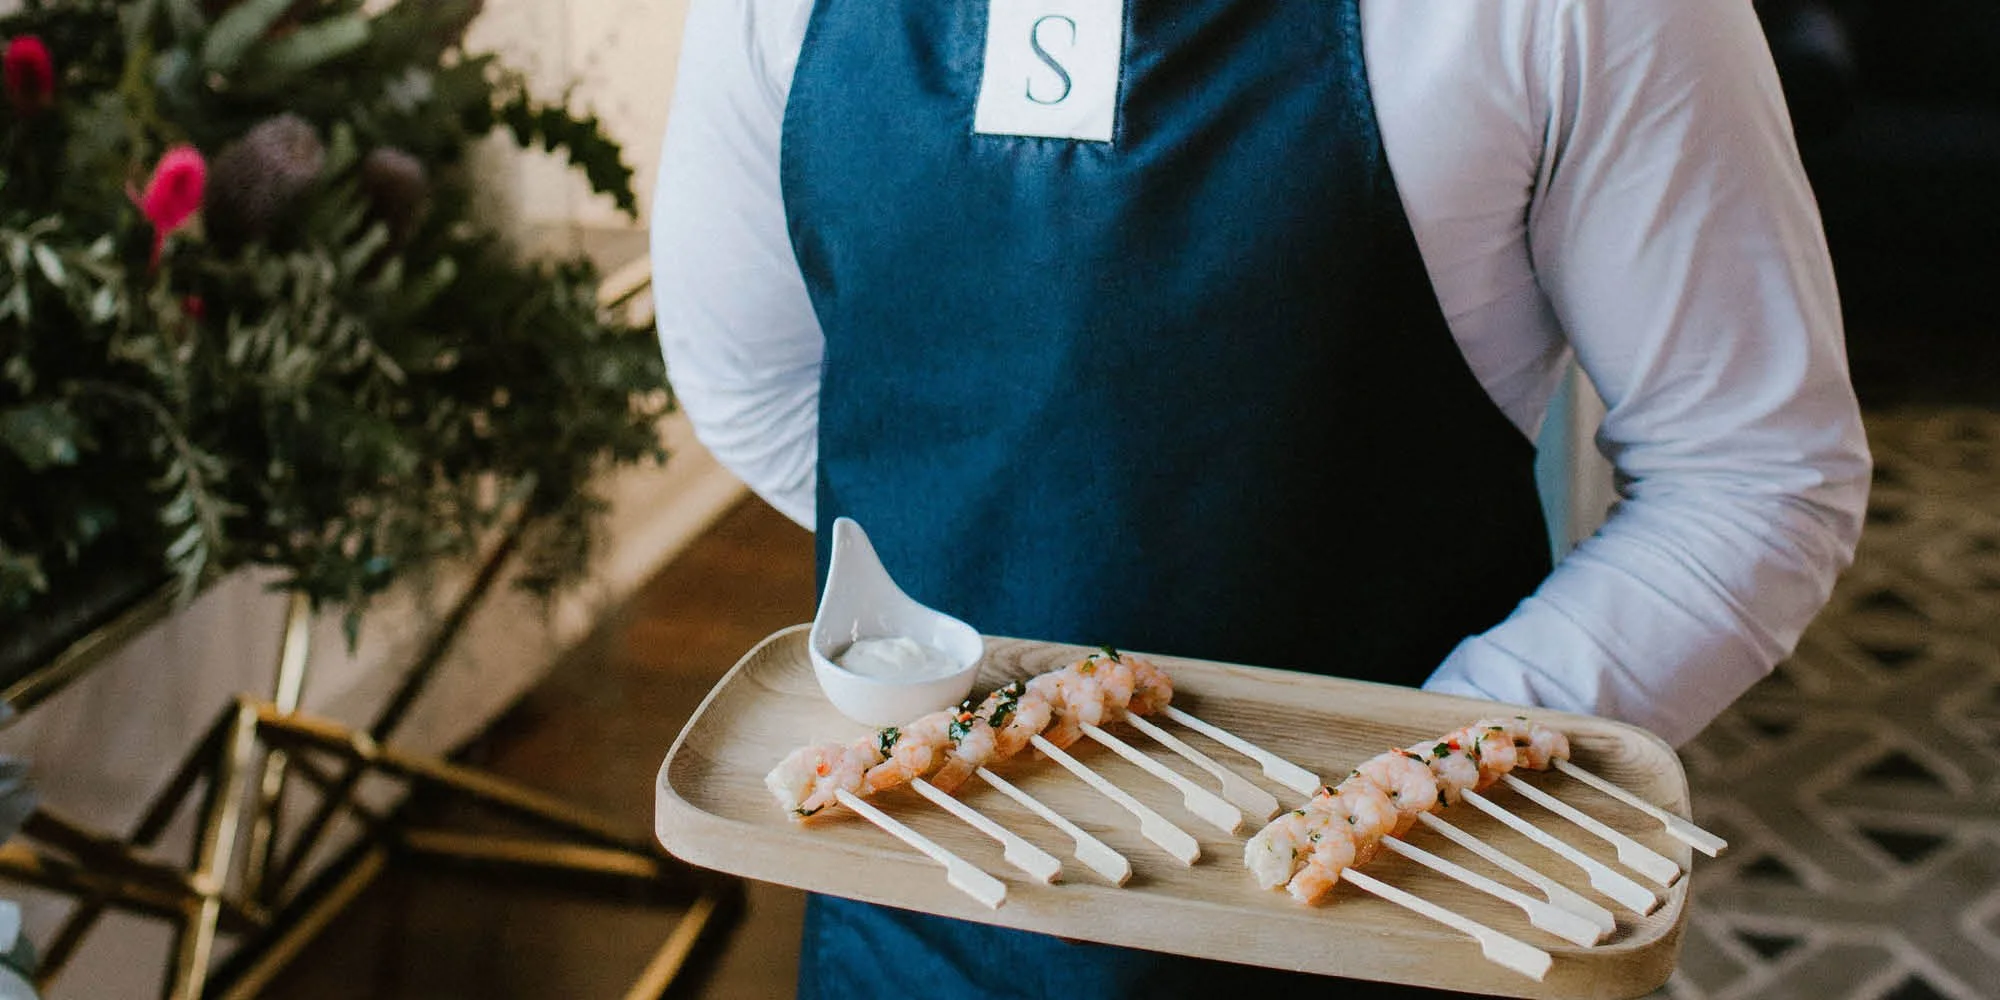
left=989, top=698, right=1019, bottom=731
left=794, top=805, right=824, bottom=818
left=947, top=718, right=973, bottom=742
left=1431, top=744, right=1451, bottom=760
left=877, top=727, right=902, bottom=756
left=1098, top=645, right=1123, bottom=661
left=1399, top=749, right=1426, bottom=763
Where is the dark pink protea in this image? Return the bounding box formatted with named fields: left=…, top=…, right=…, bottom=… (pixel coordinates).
left=3, top=36, right=55, bottom=116
left=134, top=145, right=208, bottom=266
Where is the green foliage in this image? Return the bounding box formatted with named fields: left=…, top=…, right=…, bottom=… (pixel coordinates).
left=1, top=0, right=670, bottom=636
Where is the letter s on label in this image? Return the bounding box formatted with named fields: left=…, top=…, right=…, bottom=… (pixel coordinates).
left=1026, top=14, right=1076, bottom=105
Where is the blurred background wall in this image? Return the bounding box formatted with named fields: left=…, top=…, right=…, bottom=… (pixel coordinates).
left=469, top=0, right=689, bottom=256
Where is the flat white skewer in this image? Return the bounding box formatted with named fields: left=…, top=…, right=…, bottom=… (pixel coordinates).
left=977, top=768, right=1132, bottom=886
left=1123, top=713, right=1281, bottom=821
left=1082, top=723, right=1243, bottom=834
left=834, top=789, right=1006, bottom=909
left=1162, top=706, right=1321, bottom=796
left=1382, top=836, right=1605, bottom=947
left=1031, top=734, right=1201, bottom=865
left=1502, top=775, right=1682, bottom=887
left=1341, top=868, right=1553, bottom=982
left=911, top=778, right=1062, bottom=884
left=1553, top=758, right=1729, bottom=858
left=1416, top=813, right=1618, bottom=938
left=1462, top=790, right=1660, bottom=916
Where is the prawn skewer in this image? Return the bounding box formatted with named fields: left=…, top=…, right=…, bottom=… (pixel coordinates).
left=1340, top=867, right=1553, bottom=982
left=1081, top=723, right=1243, bottom=834
left=1443, top=719, right=1661, bottom=915
left=1405, top=734, right=1620, bottom=934
left=976, top=767, right=1132, bottom=885
left=1162, top=706, right=1322, bottom=795
left=832, top=789, right=1006, bottom=909
left=1476, top=718, right=1682, bottom=886
left=910, top=778, right=1062, bottom=884
left=1303, top=745, right=1599, bottom=944
left=1031, top=733, right=1201, bottom=865
left=1551, top=758, right=1728, bottom=857
left=1251, top=722, right=1653, bottom=919
left=1123, top=712, right=1280, bottom=821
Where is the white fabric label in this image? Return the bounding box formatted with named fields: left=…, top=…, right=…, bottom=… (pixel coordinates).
left=973, top=0, right=1123, bottom=143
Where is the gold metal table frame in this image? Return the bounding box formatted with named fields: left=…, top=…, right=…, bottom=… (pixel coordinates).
left=0, top=260, right=742, bottom=999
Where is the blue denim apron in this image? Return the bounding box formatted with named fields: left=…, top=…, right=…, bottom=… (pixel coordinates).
left=782, top=0, right=1551, bottom=993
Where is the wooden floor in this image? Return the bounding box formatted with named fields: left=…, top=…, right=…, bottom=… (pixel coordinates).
left=263, top=497, right=816, bottom=1000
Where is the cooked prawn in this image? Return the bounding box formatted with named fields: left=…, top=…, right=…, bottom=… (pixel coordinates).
left=1286, top=813, right=1360, bottom=904
left=863, top=710, right=954, bottom=793
left=1354, top=750, right=1439, bottom=835
left=1456, top=722, right=1518, bottom=790
left=1407, top=738, right=1479, bottom=806
left=767, top=740, right=844, bottom=818
left=1092, top=653, right=1138, bottom=712
left=1332, top=779, right=1397, bottom=865
left=1029, top=672, right=1083, bottom=749
left=1245, top=807, right=1316, bottom=890
left=795, top=736, right=883, bottom=816
left=930, top=702, right=998, bottom=793
left=991, top=685, right=1054, bottom=759
left=1060, top=665, right=1108, bottom=729
left=1124, top=652, right=1174, bottom=716
left=1520, top=721, right=1571, bottom=770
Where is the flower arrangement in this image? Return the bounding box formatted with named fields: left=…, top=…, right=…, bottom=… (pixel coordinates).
left=0, top=0, right=671, bottom=662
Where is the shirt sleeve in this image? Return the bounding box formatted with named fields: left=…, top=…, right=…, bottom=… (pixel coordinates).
left=650, top=0, right=822, bottom=528
left=1420, top=0, right=1872, bottom=745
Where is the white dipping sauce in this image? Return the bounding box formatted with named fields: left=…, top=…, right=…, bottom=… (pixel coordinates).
left=838, top=636, right=958, bottom=681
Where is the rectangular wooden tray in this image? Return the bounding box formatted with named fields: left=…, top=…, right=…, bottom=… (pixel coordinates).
left=655, top=626, right=1692, bottom=998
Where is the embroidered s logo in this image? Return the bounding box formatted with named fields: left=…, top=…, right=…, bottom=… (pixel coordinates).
left=974, top=0, right=1122, bottom=142
left=1026, top=15, right=1076, bottom=105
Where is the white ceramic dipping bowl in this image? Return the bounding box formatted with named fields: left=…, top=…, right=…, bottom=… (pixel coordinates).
left=809, top=518, right=985, bottom=726
left=810, top=624, right=984, bottom=727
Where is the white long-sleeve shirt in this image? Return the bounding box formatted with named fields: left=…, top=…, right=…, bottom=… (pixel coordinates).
left=650, top=0, right=1871, bottom=746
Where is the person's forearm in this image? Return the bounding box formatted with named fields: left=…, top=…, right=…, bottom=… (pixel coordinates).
left=1424, top=0, right=1870, bottom=744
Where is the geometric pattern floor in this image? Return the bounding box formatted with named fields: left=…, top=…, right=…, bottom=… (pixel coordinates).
left=1656, top=406, right=2000, bottom=1000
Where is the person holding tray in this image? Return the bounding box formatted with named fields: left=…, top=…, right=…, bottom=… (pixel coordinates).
left=649, top=0, right=1869, bottom=995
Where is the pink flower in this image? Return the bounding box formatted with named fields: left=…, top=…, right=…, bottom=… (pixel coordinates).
left=3, top=35, right=55, bottom=116
left=135, top=145, right=207, bottom=266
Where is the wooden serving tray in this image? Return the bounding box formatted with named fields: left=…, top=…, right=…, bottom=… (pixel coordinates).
left=655, top=626, right=1692, bottom=998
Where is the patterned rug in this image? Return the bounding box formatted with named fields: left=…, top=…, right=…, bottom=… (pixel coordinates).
left=1658, top=406, right=2000, bottom=1000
